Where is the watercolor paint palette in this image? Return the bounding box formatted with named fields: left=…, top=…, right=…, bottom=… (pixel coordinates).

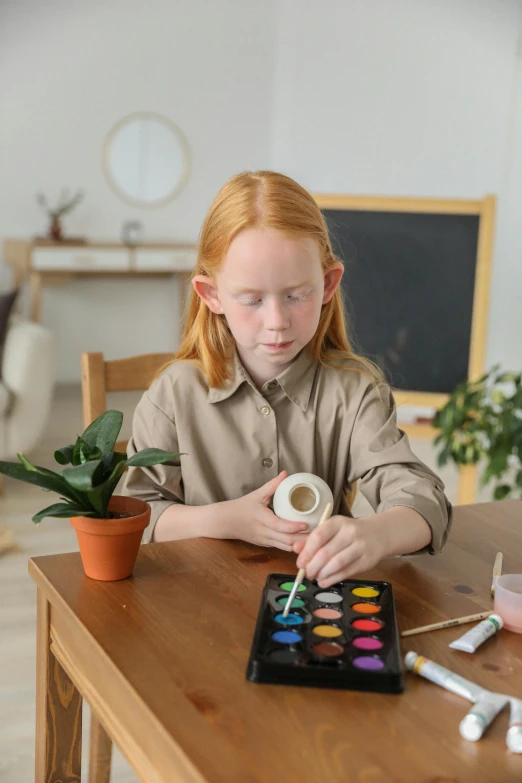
left=247, top=573, right=403, bottom=692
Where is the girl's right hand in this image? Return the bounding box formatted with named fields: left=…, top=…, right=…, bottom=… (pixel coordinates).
left=224, top=470, right=309, bottom=551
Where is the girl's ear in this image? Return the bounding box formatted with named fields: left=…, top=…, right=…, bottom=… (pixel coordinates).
left=192, top=274, right=224, bottom=314
left=322, top=262, right=344, bottom=304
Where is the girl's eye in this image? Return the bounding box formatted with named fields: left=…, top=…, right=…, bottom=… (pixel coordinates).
left=239, top=290, right=312, bottom=306
left=288, top=292, right=311, bottom=302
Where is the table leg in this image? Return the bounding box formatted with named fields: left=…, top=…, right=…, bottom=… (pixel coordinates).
left=457, top=465, right=478, bottom=505
left=35, top=588, right=82, bottom=783
left=89, top=713, right=113, bottom=783
left=30, top=272, right=42, bottom=322
left=12, top=264, right=23, bottom=288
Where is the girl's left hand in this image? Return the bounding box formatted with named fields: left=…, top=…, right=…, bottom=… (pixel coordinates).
left=292, top=515, right=385, bottom=587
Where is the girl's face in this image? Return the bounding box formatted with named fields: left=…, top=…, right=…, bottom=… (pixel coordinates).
left=193, top=228, right=343, bottom=387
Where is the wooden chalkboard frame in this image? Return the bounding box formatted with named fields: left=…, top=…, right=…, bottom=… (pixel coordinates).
left=314, top=194, right=496, bottom=505
left=314, top=194, right=496, bottom=411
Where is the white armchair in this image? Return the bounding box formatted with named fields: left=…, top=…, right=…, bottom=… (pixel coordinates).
left=0, top=319, right=55, bottom=480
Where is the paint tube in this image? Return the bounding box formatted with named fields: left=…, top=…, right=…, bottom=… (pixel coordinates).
left=507, top=698, right=522, bottom=754
left=459, top=693, right=508, bottom=741
left=404, top=651, right=485, bottom=702
left=449, top=614, right=503, bottom=653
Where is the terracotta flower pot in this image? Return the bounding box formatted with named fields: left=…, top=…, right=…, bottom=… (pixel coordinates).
left=70, top=496, right=151, bottom=581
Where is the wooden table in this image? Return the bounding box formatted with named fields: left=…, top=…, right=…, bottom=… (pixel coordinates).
left=29, top=500, right=522, bottom=783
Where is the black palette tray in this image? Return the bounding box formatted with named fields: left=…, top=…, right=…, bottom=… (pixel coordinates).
left=246, top=573, right=403, bottom=693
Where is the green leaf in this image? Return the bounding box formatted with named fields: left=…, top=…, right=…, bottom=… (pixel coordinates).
left=80, top=441, right=102, bottom=464
left=101, top=451, right=127, bottom=474
left=72, top=436, right=84, bottom=466
left=0, top=455, right=85, bottom=505
left=72, top=436, right=102, bottom=466
left=126, top=449, right=184, bottom=468
left=54, top=445, right=75, bottom=465
left=436, top=442, right=452, bottom=468
left=87, top=459, right=128, bottom=517
left=95, top=452, right=128, bottom=493
left=62, top=460, right=105, bottom=492
left=488, top=451, right=509, bottom=478
left=81, top=410, right=123, bottom=454
left=32, top=502, right=97, bottom=525
left=493, top=484, right=511, bottom=501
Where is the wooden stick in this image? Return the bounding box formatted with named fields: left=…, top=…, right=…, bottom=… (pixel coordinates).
left=282, top=501, right=332, bottom=618
left=400, top=611, right=492, bottom=638
left=491, top=551, right=503, bottom=596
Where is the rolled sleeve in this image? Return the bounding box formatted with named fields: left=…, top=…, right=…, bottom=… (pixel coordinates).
left=122, top=390, right=184, bottom=543
left=347, top=383, right=452, bottom=555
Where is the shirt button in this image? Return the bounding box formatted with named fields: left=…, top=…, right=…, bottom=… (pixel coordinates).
left=267, top=380, right=278, bottom=390
left=262, top=457, right=273, bottom=468
left=260, top=406, right=271, bottom=415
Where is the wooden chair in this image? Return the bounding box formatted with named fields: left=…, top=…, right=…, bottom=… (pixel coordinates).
left=81, top=351, right=174, bottom=782
left=81, top=351, right=174, bottom=445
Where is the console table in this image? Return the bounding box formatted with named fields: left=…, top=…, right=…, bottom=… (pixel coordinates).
left=3, top=239, right=198, bottom=321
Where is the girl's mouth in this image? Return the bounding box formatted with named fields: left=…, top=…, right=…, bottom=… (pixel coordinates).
left=263, top=341, right=294, bottom=351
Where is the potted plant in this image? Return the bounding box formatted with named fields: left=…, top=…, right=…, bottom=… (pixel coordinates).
left=434, top=367, right=522, bottom=500
left=0, top=409, right=182, bottom=580
left=36, top=188, right=84, bottom=241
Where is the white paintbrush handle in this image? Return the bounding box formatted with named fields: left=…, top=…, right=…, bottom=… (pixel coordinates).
left=491, top=551, right=503, bottom=596
left=282, top=501, right=332, bottom=617
left=283, top=568, right=305, bottom=616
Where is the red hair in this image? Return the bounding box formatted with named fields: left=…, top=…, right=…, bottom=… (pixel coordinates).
left=167, top=171, right=381, bottom=387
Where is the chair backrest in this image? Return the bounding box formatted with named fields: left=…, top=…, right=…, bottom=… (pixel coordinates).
left=81, top=352, right=173, bottom=451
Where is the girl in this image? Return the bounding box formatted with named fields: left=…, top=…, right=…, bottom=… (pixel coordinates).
left=123, top=170, right=451, bottom=588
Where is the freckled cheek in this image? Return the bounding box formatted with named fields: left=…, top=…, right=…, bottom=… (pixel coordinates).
left=224, top=306, right=260, bottom=336
left=297, top=301, right=321, bottom=328
left=232, top=308, right=257, bottom=328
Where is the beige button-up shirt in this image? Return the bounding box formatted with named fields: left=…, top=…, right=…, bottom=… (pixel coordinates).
left=123, top=349, right=451, bottom=551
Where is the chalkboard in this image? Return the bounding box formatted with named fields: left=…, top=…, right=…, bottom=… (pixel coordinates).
left=316, top=196, right=495, bottom=406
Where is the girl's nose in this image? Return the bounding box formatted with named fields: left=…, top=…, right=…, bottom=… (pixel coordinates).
left=265, top=297, right=289, bottom=331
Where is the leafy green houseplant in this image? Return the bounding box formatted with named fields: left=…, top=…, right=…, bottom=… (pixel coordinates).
left=434, top=367, right=522, bottom=500
left=0, top=409, right=181, bottom=580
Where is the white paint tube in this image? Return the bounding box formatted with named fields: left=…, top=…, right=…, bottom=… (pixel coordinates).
left=507, top=698, right=522, bottom=754
left=404, top=652, right=486, bottom=702
left=449, top=614, right=504, bottom=653
left=459, top=693, right=509, bottom=741
left=405, top=652, right=510, bottom=744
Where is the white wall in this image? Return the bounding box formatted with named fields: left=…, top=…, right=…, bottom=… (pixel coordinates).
left=0, top=0, right=277, bottom=380
left=1, top=0, right=522, bottom=380
left=271, top=0, right=522, bottom=371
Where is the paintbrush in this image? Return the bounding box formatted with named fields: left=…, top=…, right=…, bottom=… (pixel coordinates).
left=491, top=551, right=503, bottom=596
left=401, top=611, right=493, bottom=637
left=282, top=501, right=332, bottom=618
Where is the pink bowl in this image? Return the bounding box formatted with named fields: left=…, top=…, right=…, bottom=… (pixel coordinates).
left=494, top=574, right=522, bottom=633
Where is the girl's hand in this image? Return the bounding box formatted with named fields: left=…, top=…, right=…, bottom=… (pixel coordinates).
left=292, top=515, right=385, bottom=586
left=225, top=471, right=310, bottom=551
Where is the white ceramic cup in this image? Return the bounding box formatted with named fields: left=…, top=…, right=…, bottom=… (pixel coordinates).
left=272, top=472, right=334, bottom=530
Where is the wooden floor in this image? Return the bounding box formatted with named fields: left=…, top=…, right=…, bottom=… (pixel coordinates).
left=0, top=384, right=474, bottom=783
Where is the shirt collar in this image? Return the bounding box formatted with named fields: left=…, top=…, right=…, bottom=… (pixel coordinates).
left=207, top=351, right=248, bottom=404
left=208, top=348, right=317, bottom=411
left=270, top=348, right=317, bottom=411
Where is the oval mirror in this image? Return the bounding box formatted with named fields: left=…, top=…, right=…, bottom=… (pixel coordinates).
left=103, top=112, right=191, bottom=208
